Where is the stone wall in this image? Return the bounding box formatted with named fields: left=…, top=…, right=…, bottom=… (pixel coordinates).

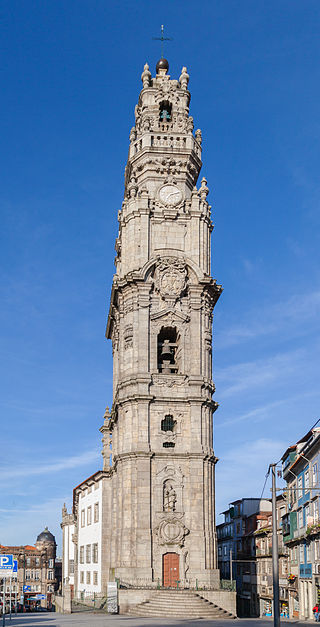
left=54, top=592, right=71, bottom=614
left=118, top=589, right=156, bottom=613
left=198, top=589, right=237, bottom=616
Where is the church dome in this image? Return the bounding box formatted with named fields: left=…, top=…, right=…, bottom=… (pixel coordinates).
left=156, top=58, right=169, bottom=73
left=36, top=527, right=55, bottom=544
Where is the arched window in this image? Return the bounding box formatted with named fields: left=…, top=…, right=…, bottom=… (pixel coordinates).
left=157, top=327, right=179, bottom=374
left=163, top=480, right=177, bottom=512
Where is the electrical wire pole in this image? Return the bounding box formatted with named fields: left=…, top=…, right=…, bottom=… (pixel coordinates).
left=2, top=576, right=5, bottom=626
left=271, top=463, right=280, bottom=627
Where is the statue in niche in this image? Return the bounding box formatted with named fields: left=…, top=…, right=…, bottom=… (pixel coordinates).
left=163, top=481, right=177, bottom=512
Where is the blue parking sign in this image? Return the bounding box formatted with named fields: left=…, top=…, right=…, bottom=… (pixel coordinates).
left=13, top=559, right=18, bottom=573
left=0, top=554, right=13, bottom=569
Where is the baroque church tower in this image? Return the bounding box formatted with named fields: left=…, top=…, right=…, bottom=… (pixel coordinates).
left=102, top=58, right=222, bottom=588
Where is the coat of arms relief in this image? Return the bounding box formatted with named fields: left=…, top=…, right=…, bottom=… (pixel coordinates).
left=154, top=257, right=187, bottom=305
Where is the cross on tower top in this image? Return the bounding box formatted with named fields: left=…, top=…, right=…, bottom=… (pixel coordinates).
left=152, top=24, right=172, bottom=59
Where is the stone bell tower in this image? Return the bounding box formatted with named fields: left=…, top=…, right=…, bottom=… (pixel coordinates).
left=104, top=58, right=222, bottom=588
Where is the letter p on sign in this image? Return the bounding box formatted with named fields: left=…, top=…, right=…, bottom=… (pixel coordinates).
left=0, top=554, right=13, bottom=568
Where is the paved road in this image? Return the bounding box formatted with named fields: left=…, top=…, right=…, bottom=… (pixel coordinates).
left=2, top=614, right=314, bottom=627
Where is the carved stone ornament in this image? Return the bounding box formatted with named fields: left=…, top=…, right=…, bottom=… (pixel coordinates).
left=111, top=317, right=119, bottom=353
left=141, top=62, right=151, bottom=88
left=179, top=66, right=189, bottom=90
left=123, top=324, right=133, bottom=350
left=195, top=128, right=202, bottom=145
left=156, top=518, right=189, bottom=547
left=154, top=257, right=187, bottom=300
left=152, top=374, right=188, bottom=388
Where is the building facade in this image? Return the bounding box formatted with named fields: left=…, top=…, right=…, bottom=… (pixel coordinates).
left=282, top=426, right=320, bottom=619
left=218, top=426, right=320, bottom=620
left=255, top=495, right=289, bottom=618
left=61, top=470, right=109, bottom=600
left=0, top=527, right=57, bottom=610
left=217, top=498, right=272, bottom=617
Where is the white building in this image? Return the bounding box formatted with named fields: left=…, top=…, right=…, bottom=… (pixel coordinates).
left=61, top=470, right=105, bottom=599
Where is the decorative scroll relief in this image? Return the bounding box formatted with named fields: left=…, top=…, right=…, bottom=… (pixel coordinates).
left=156, top=518, right=189, bottom=547
left=152, top=374, right=188, bottom=388
left=154, top=257, right=187, bottom=301
left=123, top=325, right=133, bottom=350
left=110, top=317, right=119, bottom=354
left=151, top=308, right=189, bottom=325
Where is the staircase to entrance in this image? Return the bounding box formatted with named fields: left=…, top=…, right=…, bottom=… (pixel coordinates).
left=127, top=589, right=236, bottom=619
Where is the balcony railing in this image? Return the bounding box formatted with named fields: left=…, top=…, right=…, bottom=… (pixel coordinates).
left=256, top=547, right=288, bottom=557
left=220, top=579, right=236, bottom=591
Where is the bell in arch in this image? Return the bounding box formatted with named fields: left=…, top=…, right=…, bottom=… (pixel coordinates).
left=161, top=339, right=172, bottom=359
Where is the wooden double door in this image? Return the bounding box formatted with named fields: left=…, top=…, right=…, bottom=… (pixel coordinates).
left=163, top=552, right=179, bottom=587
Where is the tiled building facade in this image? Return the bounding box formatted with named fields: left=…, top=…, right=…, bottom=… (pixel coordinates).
left=217, top=498, right=272, bottom=616
left=217, top=425, right=320, bottom=619
left=282, top=426, right=320, bottom=619
left=255, top=495, right=289, bottom=617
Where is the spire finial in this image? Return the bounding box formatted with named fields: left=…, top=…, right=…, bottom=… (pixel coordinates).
left=152, top=25, right=172, bottom=59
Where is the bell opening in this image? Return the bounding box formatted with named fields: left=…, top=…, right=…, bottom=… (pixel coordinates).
left=159, top=100, right=172, bottom=123
left=157, top=326, right=179, bottom=374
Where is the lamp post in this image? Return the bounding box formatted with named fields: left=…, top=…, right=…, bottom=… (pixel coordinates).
left=271, top=464, right=280, bottom=627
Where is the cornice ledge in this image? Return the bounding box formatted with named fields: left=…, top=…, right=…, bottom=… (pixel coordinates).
left=116, top=394, right=154, bottom=406
left=114, top=452, right=153, bottom=462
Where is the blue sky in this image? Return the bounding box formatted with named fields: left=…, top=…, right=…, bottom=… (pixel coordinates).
left=1, top=0, right=319, bottom=553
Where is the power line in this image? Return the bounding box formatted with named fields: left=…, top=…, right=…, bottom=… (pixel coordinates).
left=261, top=466, right=271, bottom=500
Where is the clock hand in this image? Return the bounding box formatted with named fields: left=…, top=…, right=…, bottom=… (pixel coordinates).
left=166, top=191, right=180, bottom=201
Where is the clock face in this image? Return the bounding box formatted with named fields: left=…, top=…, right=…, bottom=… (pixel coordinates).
left=159, top=184, right=183, bottom=206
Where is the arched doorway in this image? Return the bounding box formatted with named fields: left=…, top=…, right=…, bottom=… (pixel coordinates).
left=163, top=552, right=179, bottom=587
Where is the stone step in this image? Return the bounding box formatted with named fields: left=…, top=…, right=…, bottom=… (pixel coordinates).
left=129, top=609, right=233, bottom=618
left=131, top=601, right=227, bottom=611
left=131, top=602, right=231, bottom=611
left=129, top=595, right=226, bottom=611
left=130, top=604, right=231, bottom=613
left=127, top=590, right=236, bottom=619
